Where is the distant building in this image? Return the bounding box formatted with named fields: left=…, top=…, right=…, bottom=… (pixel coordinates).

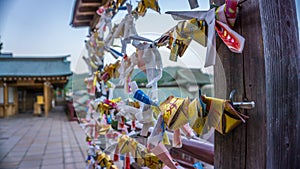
left=0, top=54, right=72, bottom=117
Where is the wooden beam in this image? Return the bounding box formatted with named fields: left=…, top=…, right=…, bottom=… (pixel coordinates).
left=17, top=80, right=34, bottom=85
left=11, top=83, right=44, bottom=87
left=78, top=6, right=98, bottom=12
left=82, top=0, right=101, bottom=3
left=77, top=11, right=96, bottom=16
left=76, top=15, right=94, bottom=20
left=49, top=80, right=68, bottom=84
left=71, top=21, right=91, bottom=27
left=79, top=2, right=100, bottom=8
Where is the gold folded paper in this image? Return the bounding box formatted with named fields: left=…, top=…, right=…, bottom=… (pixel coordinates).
left=98, top=124, right=111, bottom=135
left=135, top=1, right=147, bottom=16
left=201, top=95, right=249, bottom=135
left=132, top=142, right=148, bottom=167
left=118, top=135, right=132, bottom=154
left=144, top=153, right=164, bottom=169
left=176, top=18, right=207, bottom=47
left=162, top=132, right=171, bottom=145
left=129, top=140, right=138, bottom=157
left=168, top=18, right=207, bottom=62
left=160, top=96, right=189, bottom=130
left=98, top=102, right=110, bottom=114
left=116, top=134, right=165, bottom=168
left=168, top=31, right=191, bottom=62
left=188, top=98, right=207, bottom=135
left=127, top=100, right=140, bottom=108
left=101, top=60, right=121, bottom=81
left=142, top=0, right=160, bottom=13
left=96, top=152, right=113, bottom=168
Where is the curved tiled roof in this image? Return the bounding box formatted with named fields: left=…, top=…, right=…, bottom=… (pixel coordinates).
left=0, top=54, right=72, bottom=77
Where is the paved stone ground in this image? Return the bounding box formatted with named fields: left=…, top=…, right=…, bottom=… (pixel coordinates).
left=0, top=106, right=88, bottom=169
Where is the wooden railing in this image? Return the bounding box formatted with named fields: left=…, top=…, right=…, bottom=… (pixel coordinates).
left=127, top=123, right=214, bottom=167
left=167, top=132, right=214, bottom=166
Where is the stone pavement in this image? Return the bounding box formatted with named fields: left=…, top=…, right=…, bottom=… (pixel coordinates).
left=0, top=106, right=88, bottom=169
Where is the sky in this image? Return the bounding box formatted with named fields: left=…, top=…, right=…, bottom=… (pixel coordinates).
left=0, top=0, right=88, bottom=59
left=0, top=0, right=299, bottom=74
left=0, top=0, right=210, bottom=74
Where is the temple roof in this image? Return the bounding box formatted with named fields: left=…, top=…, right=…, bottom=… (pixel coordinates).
left=70, top=0, right=109, bottom=28
left=70, top=0, right=126, bottom=29
left=0, top=54, right=72, bottom=77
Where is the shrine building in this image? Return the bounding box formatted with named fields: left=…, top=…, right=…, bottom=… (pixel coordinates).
left=0, top=53, right=72, bottom=117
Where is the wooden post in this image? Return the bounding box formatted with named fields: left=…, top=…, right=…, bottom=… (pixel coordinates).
left=22, top=90, right=26, bottom=112
left=3, top=83, right=8, bottom=117
left=259, top=1, right=300, bottom=168
left=48, top=84, right=52, bottom=113
left=44, top=82, right=49, bottom=116
left=214, top=0, right=300, bottom=168
left=13, top=87, right=18, bottom=115
left=50, top=86, right=54, bottom=109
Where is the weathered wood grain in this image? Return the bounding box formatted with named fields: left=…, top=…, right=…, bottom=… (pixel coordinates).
left=259, top=0, right=300, bottom=168
left=214, top=0, right=300, bottom=168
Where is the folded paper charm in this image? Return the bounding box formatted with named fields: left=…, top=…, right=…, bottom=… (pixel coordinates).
left=173, top=129, right=182, bottom=148
left=96, top=152, right=114, bottom=168
left=201, top=95, right=249, bottom=135
left=117, top=53, right=136, bottom=93
left=216, top=0, right=239, bottom=27
left=142, top=0, right=160, bottom=13
left=160, top=96, right=189, bottom=130
left=148, top=115, right=165, bottom=146
left=188, top=98, right=207, bottom=135
left=118, top=135, right=132, bottom=154
left=100, top=60, right=121, bottom=82
left=144, top=153, right=164, bottom=169
left=96, top=9, right=112, bottom=39
left=176, top=18, right=207, bottom=47
left=215, top=20, right=245, bottom=53
left=108, top=3, right=137, bottom=53
left=134, top=0, right=161, bottom=16
left=168, top=29, right=192, bottom=62
left=166, top=8, right=216, bottom=67
left=135, top=1, right=147, bottom=16
left=150, top=142, right=178, bottom=169
left=130, top=81, right=159, bottom=107
left=130, top=35, right=163, bottom=91
left=166, top=1, right=245, bottom=67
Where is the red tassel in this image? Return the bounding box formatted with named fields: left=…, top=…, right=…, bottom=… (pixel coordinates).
left=114, top=145, right=119, bottom=161
left=132, top=120, right=136, bottom=130
left=125, top=152, right=130, bottom=169
left=121, top=117, right=125, bottom=128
